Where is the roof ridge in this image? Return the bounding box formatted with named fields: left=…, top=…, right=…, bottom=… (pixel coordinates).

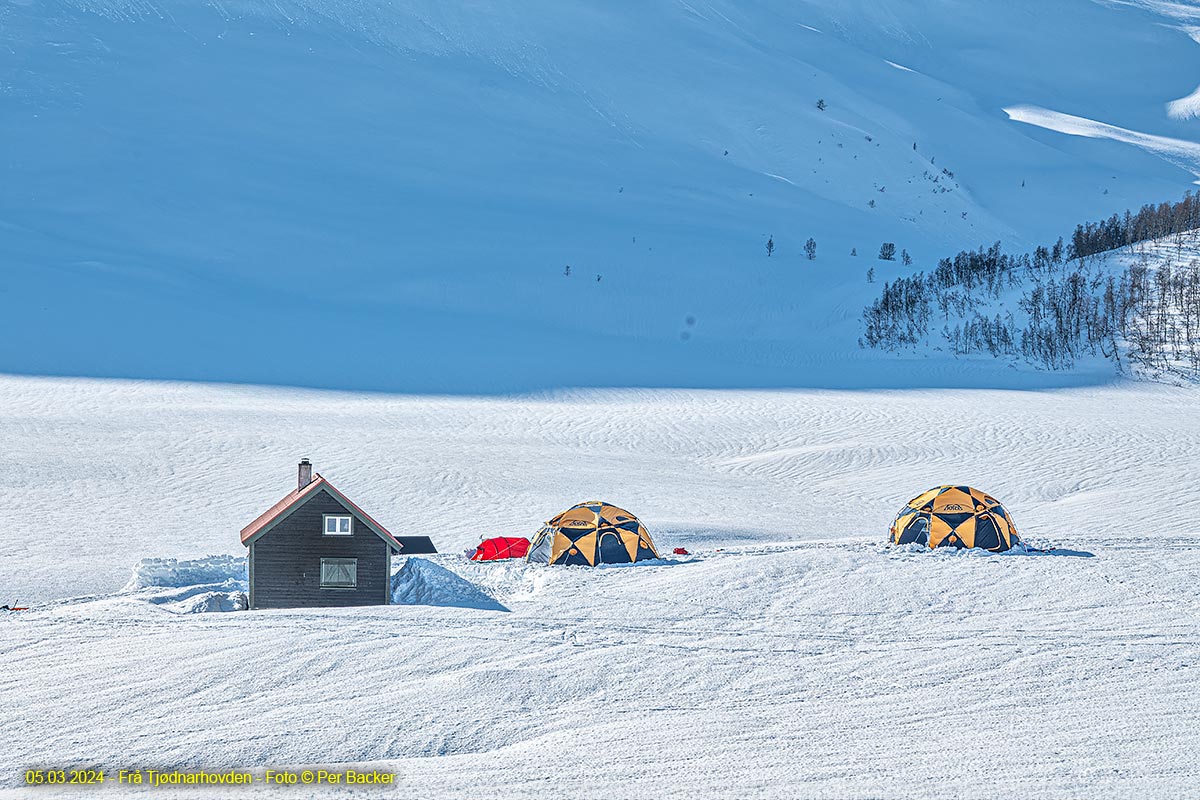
left=238, top=472, right=400, bottom=551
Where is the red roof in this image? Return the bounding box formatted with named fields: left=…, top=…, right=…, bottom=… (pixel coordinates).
left=239, top=474, right=402, bottom=550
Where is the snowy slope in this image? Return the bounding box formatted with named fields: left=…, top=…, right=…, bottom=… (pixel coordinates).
left=3, top=0, right=1200, bottom=391
left=865, top=228, right=1200, bottom=381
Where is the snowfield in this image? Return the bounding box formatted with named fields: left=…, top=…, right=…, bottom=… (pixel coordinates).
left=1, top=375, right=1198, bottom=798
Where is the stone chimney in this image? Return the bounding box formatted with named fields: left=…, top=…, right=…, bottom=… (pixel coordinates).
left=298, top=458, right=313, bottom=491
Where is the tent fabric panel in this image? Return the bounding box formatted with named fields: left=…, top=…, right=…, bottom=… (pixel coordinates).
left=932, top=487, right=974, bottom=514
left=526, top=528, right=554, bottom=564
left=929, top=514, right=954, bottom=547
left=895, top=513, right=930, bottom=545
left=549, top=531, right=578, bottom=564
left=572, top=532, right=599, bottom=565
left=909, top=487, right=942, bottom=510
left=550, top=506, right=598, bottom=529
left=954, top=514, right=977, bottom=548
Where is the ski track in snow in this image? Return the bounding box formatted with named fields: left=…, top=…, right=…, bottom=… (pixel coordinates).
left=0, top=376, right=1198, bottom=797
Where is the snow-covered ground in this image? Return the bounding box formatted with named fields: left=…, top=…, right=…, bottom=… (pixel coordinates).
left=2, top=375, right=1198, bottom=797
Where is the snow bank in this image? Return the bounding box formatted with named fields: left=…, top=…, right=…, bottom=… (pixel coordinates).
left=390, top=558, right=507, bottom=612
left=456, top=558, right=555, bottom=604
left=120, top=556, right=248, bottom=614
left=152, top=588, right=248, bottom=614
left=122, top=555, right=247, bottom=591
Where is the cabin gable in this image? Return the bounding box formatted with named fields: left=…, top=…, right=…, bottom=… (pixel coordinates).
left=249, top=488, right=391, bottom=610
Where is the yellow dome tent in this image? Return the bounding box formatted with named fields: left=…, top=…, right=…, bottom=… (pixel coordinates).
left=889, top=485, right=1020, bottom=552
left=526, top=501, right=660, bottom=565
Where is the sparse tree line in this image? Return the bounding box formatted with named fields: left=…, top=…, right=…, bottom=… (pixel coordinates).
left=861, top=193, right=1200, bottom=380
left=1067, top=194, right=1200, bottom=260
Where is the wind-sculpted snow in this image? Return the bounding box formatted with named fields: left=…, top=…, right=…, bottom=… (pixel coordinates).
left=2, top=538, right=1197, bottom=798
left=1005, top=105, right=1200, bottom=181
left=2, top=375, right=1199, bottom=607
left=0, top=376, right=1198, bottom=796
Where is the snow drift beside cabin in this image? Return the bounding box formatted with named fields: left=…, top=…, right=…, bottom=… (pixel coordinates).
left=122, top=556, right=248, bottom=614
left=390, top=558, right=508, bottom=612
left=116, top=555, right=506, bottom=613
left=122, top=555, right=247, bottom=591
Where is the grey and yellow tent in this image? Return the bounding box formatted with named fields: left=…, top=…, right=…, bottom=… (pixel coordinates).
left=527, top=501, right=660, bottom=565
left=889, top=485, right=1020, bottom=552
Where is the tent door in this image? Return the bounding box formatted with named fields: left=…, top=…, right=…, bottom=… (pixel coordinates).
left=598, top=532, right=632, bottom=564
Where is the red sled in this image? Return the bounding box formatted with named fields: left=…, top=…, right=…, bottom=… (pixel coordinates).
left=672, top=547, right=690, bottom=555
left=470, top=536, right=531, bottom=561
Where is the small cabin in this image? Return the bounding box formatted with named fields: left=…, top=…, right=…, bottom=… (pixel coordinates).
left=239, top=459, right=434, bottom=610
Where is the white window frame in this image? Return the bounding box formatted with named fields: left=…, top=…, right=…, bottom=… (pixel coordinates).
left=320, top=558, right=357, bottom=589
left=323, top=514, right=354, bottom=537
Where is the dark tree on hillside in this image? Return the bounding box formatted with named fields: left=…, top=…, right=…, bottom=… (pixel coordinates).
left=867, top=267, right=875, bottom=283
left=766, top=236, right=775, bottom=258
left=805, top=238, right=817, bottom=260
left=901, top=249, right=912, bottom=267
left=816, top=98, right=826, bottom=111
left=878, top=242, right=896, bottom=261
left=1061, top=193, right=1198, bottom=261
left=851, top=247, right=858, bottom=256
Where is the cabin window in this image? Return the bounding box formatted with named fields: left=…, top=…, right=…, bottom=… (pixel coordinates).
left=320, top=558, right=357, bottom=588
left=323, top=514, right=353, bottom=536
